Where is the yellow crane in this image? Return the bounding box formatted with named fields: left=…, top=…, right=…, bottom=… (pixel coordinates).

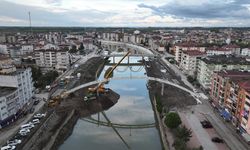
left=88, top=51, right=130, bottom=94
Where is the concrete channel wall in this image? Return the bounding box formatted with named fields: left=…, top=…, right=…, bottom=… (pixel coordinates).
left=151, top=96, right=169, bottom=150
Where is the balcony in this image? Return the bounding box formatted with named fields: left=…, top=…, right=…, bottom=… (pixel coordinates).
left=242, top=117, right=248, bottom=124
left=226, top=98, right=233, bottom=104
left=244, top=105, right=250, bottom=112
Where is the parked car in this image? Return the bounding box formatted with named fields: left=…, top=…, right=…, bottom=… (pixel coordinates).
left=211, top=137, right=224, bottom=143
left=33, top=113, right=46, bottom=119
left=1, top=145, right=16, bottom=150
left=32, top=119, right=40, bottom=125
left=200, top=120, right=213, bottom=128
left=19, top=128, right=30, bottom=134
left=20, top=122, right=34, bottom=129
left=7, top=139, right=21, bottom=146
left=29, top=107, right=35, bottom=114
left=33, top=100, right=40, bottom=105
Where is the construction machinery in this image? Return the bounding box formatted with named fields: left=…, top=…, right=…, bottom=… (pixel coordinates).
left=88, top=51, right=130, bottom=94
left=48, top=95, right=61, bottom=107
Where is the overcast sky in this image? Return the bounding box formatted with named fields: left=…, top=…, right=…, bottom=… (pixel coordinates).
left=0, top=0, right=250, bottom=27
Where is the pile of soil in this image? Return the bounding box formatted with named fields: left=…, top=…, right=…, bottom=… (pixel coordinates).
left=145, top=59, right=196, bottom=111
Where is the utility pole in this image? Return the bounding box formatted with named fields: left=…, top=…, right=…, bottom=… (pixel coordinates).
left=28, top=11, right=32, bottom=35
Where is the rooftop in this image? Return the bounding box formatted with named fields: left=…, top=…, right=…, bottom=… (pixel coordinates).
left=216, top=70, right=250, bottom=78
left=0, top=87, right=17, bottom=97
left=201, top=55, right=250, bottom=65
left=183, top=50, right=206, bottom=56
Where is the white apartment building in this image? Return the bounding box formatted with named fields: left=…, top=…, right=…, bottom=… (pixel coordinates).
left=180, top=50, right=206, bottom=76
left=206, top=46, right=233, bottom=56
left=35, top=49, right=70, bottom=72
left=0, top=67, right=34, bottom=110
left=197, top=55, right=250, bottom=90
left=174, top=43, right=206, bottom=64
left=21, top=45, right=33, bottom=55
left=0, top=87, right=19, bottom=127
left=0, top=44, right=8, bottom=54
left=242, top=48, right=250, bottom=56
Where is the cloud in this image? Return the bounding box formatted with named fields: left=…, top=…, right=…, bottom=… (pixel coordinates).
left=138, top=0, right=250, bottom=19
left=1, top=0, right=250, bottom=26
left=0, top=0, right=115, bottom=26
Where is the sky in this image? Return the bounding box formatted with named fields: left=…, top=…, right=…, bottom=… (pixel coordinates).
left=0, top=0, right=250, bottom=27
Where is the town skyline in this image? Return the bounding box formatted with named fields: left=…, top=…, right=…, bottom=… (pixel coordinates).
left=1, top=0, right=250, bottom=27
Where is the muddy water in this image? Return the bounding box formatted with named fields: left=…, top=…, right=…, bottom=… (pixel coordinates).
left=59, top=56, right=162, bottom=150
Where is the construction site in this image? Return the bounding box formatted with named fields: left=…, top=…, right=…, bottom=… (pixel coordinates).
left=5, top=49, right=199, bottom=150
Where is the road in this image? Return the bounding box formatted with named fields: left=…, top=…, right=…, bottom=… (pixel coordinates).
left=0, top=93, right=47, bottom=146
left=145, top=46, right=249, bottom=150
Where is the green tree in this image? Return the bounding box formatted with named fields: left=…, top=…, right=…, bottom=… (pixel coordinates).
left=175, top=125, right=192, bottom=142
left=31, top=66, right=43, bottom=88
left=165, top=112, right=182, bottom=129
left=172, top=138, right=186, bottom=150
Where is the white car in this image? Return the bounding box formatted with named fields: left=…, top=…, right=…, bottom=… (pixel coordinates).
left=1, top=145, right=16, bottom=150
left=34, top=113, right=46, bottom=119
left=7, top=139, right=21, bottom=146
left=19, top=128, right=30, bottom=136
left=20, top=122, right=34, bottom=129
left=32, top=119, right=40, bottom=125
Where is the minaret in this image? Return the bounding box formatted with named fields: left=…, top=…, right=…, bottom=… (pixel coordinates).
left=28, top=11, right=32, bottom=35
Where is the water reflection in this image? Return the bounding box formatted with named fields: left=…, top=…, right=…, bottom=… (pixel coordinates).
left=59, top=57, right=162, bottom=150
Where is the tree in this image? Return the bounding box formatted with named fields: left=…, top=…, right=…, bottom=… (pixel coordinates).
left=175, top=125, right=192, bottom=142
left=172, top=138, right=186, bottom=150
left=165, top=112, right=182, bottom=129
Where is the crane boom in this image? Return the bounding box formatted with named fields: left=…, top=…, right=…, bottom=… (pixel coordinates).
left=89, top=51, right=130, bottom=93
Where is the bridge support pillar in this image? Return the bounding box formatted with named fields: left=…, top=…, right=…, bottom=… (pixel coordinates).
left=113, top=56, right=115, bottom=64
left=161, top=83, right=164, bottom=96
left=127, top=56, right=130, bottom=64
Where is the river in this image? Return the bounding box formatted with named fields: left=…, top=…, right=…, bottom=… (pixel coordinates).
left=59, top=56, right=162, bottom=150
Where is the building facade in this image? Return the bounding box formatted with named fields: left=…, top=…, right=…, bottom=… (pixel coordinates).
left=35, top=49, right=70, bottom=72
left=0, top=67, right=34, bottom=108
left=179, top=50, right=206, bottom=76
left=197, top=55, right=250, bottom=90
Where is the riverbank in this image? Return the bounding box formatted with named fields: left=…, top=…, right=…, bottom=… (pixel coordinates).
left=145, top=58, right=197, bottom=150
left=19, top=57, right=121, bottom=150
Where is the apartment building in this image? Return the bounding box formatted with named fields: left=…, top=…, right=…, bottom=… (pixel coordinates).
left=0, top=67, right=34, bottom=108
left=197, top=55, right=250, bottom=90
left=210, top=70, right=250, bottom=135
left=173, top=43, right=206, bottom=64
left=0, top=87, right=19, bottom=128
left=237, top=81, right=250, bottom=134
left=179, top=50, right=206, bottom=76
left=241, top=48, right=250, bottom=56
left=206, top=46, right=233, bottom=56
left=35, top=49, right=70, bottom=72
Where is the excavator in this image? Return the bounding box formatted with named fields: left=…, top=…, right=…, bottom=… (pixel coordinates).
left=48, top=51, right=131, bottom=106
left=84, top=51, right=131, bottom=100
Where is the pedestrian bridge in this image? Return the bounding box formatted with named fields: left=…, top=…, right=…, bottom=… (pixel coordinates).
left=81, top=117, right=155, bottom=129
left=65, top=76, right=202, bottom=104
left=100, top=40, right=154, bottom=55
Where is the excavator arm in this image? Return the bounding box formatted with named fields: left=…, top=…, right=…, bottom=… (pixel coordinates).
left=88, top=51, right=131, bottom=93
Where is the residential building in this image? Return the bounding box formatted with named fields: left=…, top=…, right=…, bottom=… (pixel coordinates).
left=210, top=70, right=250, bottom=109
left=0, top=66, right=34, bottom=111
left=180, top=50, right=206, bottom=76
left=241, top=48, right=250, bottom=56
left=197, top=55, right=250, bottom=90
left=206, top=46, right=233, bottom=56
left=35, top=49, right=70, bottom=72
left=21, top=44, right=34, bottom=55
left=238, top=82, right=250, bottom=134
left=0, top=87, right=19, bottom=128
left=173, top=43, right=206, bottom=64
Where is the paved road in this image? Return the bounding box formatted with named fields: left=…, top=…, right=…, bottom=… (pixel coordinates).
left=194, top=101, right=248, bottom=150
left=0, top=95, right=46, bottom=146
